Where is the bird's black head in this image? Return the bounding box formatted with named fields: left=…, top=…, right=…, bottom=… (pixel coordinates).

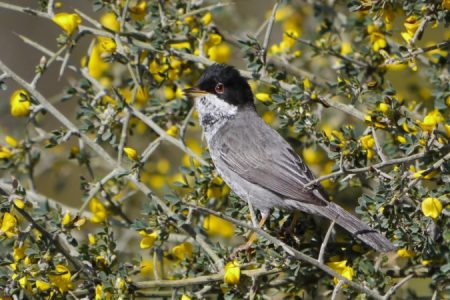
left=185, top=64, right=254, bottom=106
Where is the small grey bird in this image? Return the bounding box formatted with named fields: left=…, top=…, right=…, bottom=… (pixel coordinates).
left=184, top=64, right=394, bottom=252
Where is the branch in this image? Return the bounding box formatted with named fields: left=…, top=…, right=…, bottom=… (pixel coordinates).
left=303, top=152, right=426, bottom=188
left=190, top=205, right=385, bottom=300
left=261, top=1, right=280, bottom=72
left=382, top=274, right=414, bottom=300
left=72, top=266, right=282, bottom=296
left=318, top=220, right=335, bottom=264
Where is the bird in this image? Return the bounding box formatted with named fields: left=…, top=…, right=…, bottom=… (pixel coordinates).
left=184, top=64, right=395, bottom=253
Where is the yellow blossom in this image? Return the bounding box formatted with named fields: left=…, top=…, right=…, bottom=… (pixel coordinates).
left=100, top=12, right=120, bottom=32
left=62, top=211, right=72, bottom=226
left=13, top=199, right=25, bottom=209
left=129, top=0, right=148, bottom=20
left=367, top=25, right=387, bottom=51
left=224, top=260, right=240, bottom=284
left=139, top=230, right=158, bottom=249
left=140, top=259, right=154, bottom=275
left=163, top=86, right=183, bottom=101
left=10, top=89, right=31, bottom=117
left=255, top=93, right=271, bottom=103
left=360, top=135, right=374, bottom=150
left=172, top=242, right=193, bottom=260
left=444, top=124, right=450, bottom=137
left=166, top=125, right=178, bottom=137
left=18, top=276, right=28, bottom=289
left=402, top=16, right=420, bottom=44
left=208, top=44, right=231, bottom=64
left=303, top=78, right=312, bottom=91
left=327, top=260, right=354, bottom=285
left=418, top=110, right=444, bottom=132
left=340, top=42, right=353, bottom=55
left=0, top=146, right=12, bottom=159
left=156, top=159, right=170, bottom=174
left=396, top=135, right=407, bottom=144
left=378, top=103, right=390, bottom=114
left=48, top=264, right=72, bottom=293
left=98, top=37, right=117, bottom=53
left=413, top=169, right=438, bottom=180
left=444, top=0, right=450, bottom=9
left=36, top=280, right=51, bottom=291
left=52, top=13, right=81, bottom=35
left=181, top=295, right=192, bottom=300
left=5, top=136, right=18, bottom=147
left=88, top=233, right=96, bottom=245
left=13, top=244, right=27, bottom=261
left=202, top=12, right=212, bottom=25
left=421, top=197, right=443, bottom=219
left=124, top=147, right=139, bottom=161
left=89, top=198, right=108, bottom=224
left=0, top=212, right=17, bottom=238
left=397, top=248, right=416, bottom=257
left=95, top=284, right=112, bottom=300
left=302, top=147, right=322, bottom=165
left=203, top=214, right=235, bottom=238
left=88, top=44, right=109, bottom=79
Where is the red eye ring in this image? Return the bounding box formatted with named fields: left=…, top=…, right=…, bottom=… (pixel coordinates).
left=215, top=82, right=224, bottom=94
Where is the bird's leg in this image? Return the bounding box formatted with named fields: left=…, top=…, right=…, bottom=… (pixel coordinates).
left=287, top=211, right=301, bottom=235
left=231, top=211, right=269, bottom=257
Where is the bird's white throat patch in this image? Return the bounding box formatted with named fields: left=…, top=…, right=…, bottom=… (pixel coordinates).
left=195, top=94, right=237, bottom=137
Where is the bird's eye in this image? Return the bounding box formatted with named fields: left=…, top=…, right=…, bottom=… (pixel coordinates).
left=215, top=83, right=225, bottom=94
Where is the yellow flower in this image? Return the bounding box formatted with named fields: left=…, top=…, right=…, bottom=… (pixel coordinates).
left=10, top=89, right=31, bottom=117
left=303, top=78, right=312, bottom=91
left=421, top=197, right=443, bottom=219
left=5, top=136, right=18, bottom=147
left=12, top=199, right=25, bottom=210
left=360, top=135, right=374, bottom=149
left=48, top=264, right=72, bottom=293
left=95, top=284, right=112, bottom=300
left=166, top=125, right=178, bottom=137
left=202, top=12, right=212, bottom=25
left=396, top=135, right=407, bottom=144
left=208, top=43, right=231, bottom=64
left=52, top=13, right=81, bottom=35
left=0, top=146, right=12, bottom=159
left=13, top=244, right=27, bottom=261
left=0, top=212, right=17, bottom=238
left=172, top=242, right=193, bottom=260
left=129, top=0, right=148, bottom=20
left=88, top=234, right=96, bottom=245
left=62, top=211, right=72, bottom=226
left=397, top=248, right=416, bottom=257
left=140, top=259, right=154, bottom=275
left=139, top=230, right=158, bottom=249
left=88, top=44, right=109, bottom=79
left=89, top=198, right=108, bottom=224
left=163, top=86, right=183, bottom=101
left=378, top=103, right=390, bottom=114
left=302, top=147, right=322, bottom=165
left=444, top=0, right=450, bottom=9
left=36, top=280, right=51, bottom=291
left=445, top=124, right=450, bottom=137
left=327, top=260, right=354, bottom=285
left=418, top=110, right=444, bottom=132
left=413, top=169, right=438, bottom=180
left=98, top=37, right=117, bottom=53
left=340, top=42, right=353, bottom=55
left=255, top=93, right=271, bottom=103
left=203, top=214, right=235, bottom=238
left=181, top=295, right=192, bottom=300
left=224, top=260, right=240, bottom=284
left=100, top=12, right=120, bottom=32
left=367, top=25, right=387, bottom=51
left=18, top=276, right=28, bottom=289
left=124, top=147, right=139, bottom=161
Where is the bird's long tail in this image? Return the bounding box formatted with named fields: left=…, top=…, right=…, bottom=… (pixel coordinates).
left=315, top=202, right=395, bottom=252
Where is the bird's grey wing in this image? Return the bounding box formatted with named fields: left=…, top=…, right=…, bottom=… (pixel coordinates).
left=213, top=115, right=327, bottom=206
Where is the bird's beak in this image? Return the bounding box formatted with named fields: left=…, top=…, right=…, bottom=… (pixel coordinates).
left=183, top=87, right=208, bottom=97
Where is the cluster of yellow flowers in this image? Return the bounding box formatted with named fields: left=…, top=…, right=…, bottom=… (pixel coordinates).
left=269, top=6, right=302, bottom=56
left=327, top=259, right=354, bottom=285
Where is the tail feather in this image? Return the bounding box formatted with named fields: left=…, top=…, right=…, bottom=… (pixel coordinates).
left=316, top=202, right=395, bottom=252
